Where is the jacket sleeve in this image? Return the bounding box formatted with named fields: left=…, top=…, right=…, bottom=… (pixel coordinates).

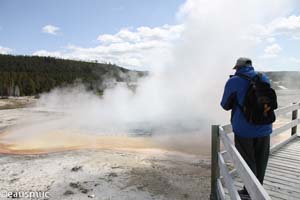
left=220, top=79, right=236, bottom=111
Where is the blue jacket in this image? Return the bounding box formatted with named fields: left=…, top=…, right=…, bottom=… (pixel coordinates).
left=220, top=66, right=272, bottom=138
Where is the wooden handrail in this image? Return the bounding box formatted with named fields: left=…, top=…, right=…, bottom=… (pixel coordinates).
left=211, top=102, right=299, bottom=200
left=221, top=102, right=300, bottom=135
left=218, top=152, right=241, bottom=200
left=217, top=179, right=226, bottom=200
left=272, top=119, right=300, bottom=137
left=291, top=102, right=298, bottom=135
left=210, top=125, right=220, bottom=200
left=275, top=103, right=300, bottom=116
left=221, top=124, right=232, bottom=134
left=219, top=126, right=272, bottom=200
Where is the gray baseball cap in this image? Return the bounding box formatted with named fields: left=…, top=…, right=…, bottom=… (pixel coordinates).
left=233, top=57, right=252, bottom=69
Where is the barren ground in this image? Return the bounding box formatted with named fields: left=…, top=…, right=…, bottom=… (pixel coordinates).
left=0, top=149, right=210, bottom=200
left=0, top=97, right=211, bottom=200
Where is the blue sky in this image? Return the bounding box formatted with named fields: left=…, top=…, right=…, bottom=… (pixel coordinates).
left=0, top=0, right=300, bottom=71
left=0, top=0, right=184, bottom=54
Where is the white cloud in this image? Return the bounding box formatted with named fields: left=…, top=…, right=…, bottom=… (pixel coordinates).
left=97, top=25, right=183, bottom=44
left=97, top=34, right=123, bottom=44
left=42, top=25, right=60, bottom=35
left=248, top=15, right=300, bottom=42
left=263, top=43, right=282, bottom=58
left=33, top=50, right=62, bottom=57
left=269, top=15, right=300, bottom=36
left=34, top=24, right=184, bottom=69
left=0, top=46, right=12, bottom=54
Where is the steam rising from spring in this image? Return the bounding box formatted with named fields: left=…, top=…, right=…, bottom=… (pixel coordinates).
left=6, top=0, right=299, bottom=141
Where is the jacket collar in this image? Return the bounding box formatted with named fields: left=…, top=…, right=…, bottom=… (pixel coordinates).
left=235, top=65, right=254, bottom=75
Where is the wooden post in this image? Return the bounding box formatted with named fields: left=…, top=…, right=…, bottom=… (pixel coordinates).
left=291, top=102, right=298, bottom=136
left=210, top=125, right=220, bottom=200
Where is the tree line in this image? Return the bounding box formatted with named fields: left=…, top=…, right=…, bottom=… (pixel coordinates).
left=0, top=54, right=146, bottom=97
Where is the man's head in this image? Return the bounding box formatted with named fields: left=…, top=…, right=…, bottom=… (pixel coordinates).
left=233, top=57, right=252, bottom=70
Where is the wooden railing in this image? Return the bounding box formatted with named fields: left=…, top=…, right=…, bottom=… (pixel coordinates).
left=210, top=102, right=300, bottom=200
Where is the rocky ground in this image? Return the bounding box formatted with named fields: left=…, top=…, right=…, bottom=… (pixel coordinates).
left=0, top=149, right=210, bottom=200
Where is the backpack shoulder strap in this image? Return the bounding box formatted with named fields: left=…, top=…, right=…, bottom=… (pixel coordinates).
left=235, top=73, right=252, bottom=81
left=256, top=72, right=263, bottom=81
left=236, top=73, right=261, bottom=82
left=257, top=72, right=263, bottom=77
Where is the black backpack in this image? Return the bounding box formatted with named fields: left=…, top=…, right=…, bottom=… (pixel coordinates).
left=236, top=73, right=278, bottom=125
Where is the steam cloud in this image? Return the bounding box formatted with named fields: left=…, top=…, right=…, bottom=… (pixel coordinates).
left=5, top=0, right=299, bottom=152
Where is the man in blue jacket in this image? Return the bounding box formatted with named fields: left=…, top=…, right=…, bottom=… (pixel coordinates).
left=221, top=57, right=272, bottom=197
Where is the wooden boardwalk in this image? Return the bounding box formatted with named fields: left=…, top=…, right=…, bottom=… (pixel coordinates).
left=211, top=103, right=300, bottom=200
left=234, top=136, right=300, bottom=200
